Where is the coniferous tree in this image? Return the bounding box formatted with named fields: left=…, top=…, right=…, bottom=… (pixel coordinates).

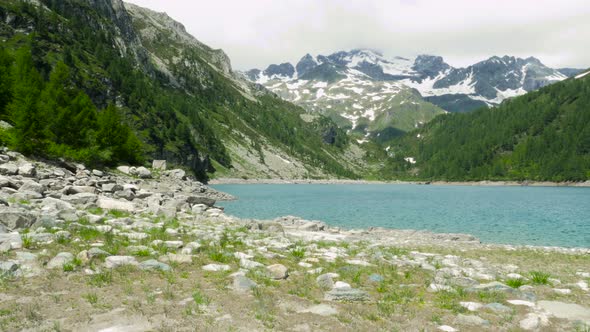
left=7, top=47, right=45, bottom=154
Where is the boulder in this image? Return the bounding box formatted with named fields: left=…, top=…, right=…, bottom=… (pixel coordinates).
left=202, top=264, right=231, bottom=272
left=18, top=182, right=42, bottom=195
left=18, top=163, right=36, bottom=177
left=139, top=259, right=171, bottom=272
left=232, top=275, right=257, bottom=292
left=159, top=254, right=192, bottom=264
left=166, top=169, right=186, bottom=180
left=0, top=163, right=18, bottom=175
left=187, top=196, right=215, bottom=207
left=115, top=189, right=135, bottom=201
left=152, top=160, right=167, bottom=171
left=102, top=183, right=123, bottom=193
left=47, top=252, right=74, bottom=269
left=116, top=166, right=131, bottom=174
left=266, top=264, right=288, bottom=280
left=0, top=232, right=23, bottom=252
left=61, top=193, right=98, bottom=205
left=136, top=167, right=152, bottom=179
left=0, top=175, right=19, bottom=189
left=96, top=197, right=136, bottom=212
left=455, top=314, right=489, bottom=326
left=0, top=261, right=19, bottom=277
left=0, top=208, right=37, bottom=230
left=92, top=169, right=104, bottom=177
left=105, top=256, right=138, bottom=269
left=324, top=288, right=369, bottom=302
left=297, top=304, right=338, bottom=317
left=537, top=300, right=590, bottom=323
left=66, top=186, right=96, bottom=195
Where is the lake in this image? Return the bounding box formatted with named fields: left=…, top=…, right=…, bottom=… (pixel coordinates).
left=212, top=184, right=590, bottom=248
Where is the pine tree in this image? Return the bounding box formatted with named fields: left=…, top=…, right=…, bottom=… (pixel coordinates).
left=0, top=47, right=13, bottom=118
left=7, top=47, right=45, bottom=154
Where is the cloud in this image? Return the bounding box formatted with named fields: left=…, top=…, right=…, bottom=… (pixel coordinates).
left=125, top=0, right=590, bottom=70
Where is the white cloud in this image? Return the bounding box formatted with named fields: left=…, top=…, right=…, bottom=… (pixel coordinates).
left=125, top=0, right=590, bottom=70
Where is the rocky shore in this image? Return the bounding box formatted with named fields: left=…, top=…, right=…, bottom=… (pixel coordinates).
left=211, top=177, right=590, bottom=187
left=1, top=149, right=589, bottom=331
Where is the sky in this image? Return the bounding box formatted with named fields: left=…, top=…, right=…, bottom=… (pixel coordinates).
left=125, top=0, right=590, bottom=71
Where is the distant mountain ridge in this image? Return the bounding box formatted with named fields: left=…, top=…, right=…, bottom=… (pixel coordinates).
left=246, top=50, right=583, bottom=132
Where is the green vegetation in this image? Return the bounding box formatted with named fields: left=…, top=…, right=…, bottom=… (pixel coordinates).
left=382, top=74, right=590, bottom=181
left=529, top=271, right=551, bottom=285
left=505, top=278, right=526, bottom=289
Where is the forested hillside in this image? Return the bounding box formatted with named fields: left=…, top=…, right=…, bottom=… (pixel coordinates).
left=382, top=72, right=590, bottom=181
left=0, top=0, right=358, bottom=181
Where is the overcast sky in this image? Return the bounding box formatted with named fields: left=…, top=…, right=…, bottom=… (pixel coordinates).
left=125, top=0, right=590, bottom=71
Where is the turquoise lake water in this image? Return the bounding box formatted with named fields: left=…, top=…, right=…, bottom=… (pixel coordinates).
left=212, top=184, right=590, bottom=248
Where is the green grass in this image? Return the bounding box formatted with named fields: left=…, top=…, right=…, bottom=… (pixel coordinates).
left=192, top=289, right=210, bottom=306
left=77, top=227, right=102, bottom=241
left=108, top=210, right=131, bottom=218
left=88, top=271, right=113, bottom=287
left=83, top=293, right=98, bottom=305
left=289, top=247, right=306, bottom=261
left=529, top=271, right=551, bottom=285
left=87, top=207, right=104, bottom=215
left=505, top=278, right=526, bottom=289
left=21, top=235, right=34, bottom=249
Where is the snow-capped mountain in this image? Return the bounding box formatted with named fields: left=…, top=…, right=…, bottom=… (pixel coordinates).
left=245, top=50, right=579, bottom=134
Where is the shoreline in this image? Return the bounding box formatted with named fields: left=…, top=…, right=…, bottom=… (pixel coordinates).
left=207, top=179, right=590, bottom=254
left=209, top=177, right=590, bottom=187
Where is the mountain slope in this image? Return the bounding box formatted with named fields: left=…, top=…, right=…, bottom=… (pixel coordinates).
left=248, top=50, right=575, bottom=120
left=0, top=0, right=361, bottom=180
left=381, top=71, right=590, bottom=181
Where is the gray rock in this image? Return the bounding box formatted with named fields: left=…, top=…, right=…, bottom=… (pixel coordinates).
left=159, top=254, right=192, bottom=264
left=136, top=167, right=152, bottom=179
left=0, top=163, right=18, bottom=175
left=0, top=261, right=19, bottom=277
left=166, top=169, right=186, bottom=180
left=537, top=300, right=590, bottom=323
left=266, top=264, right=288, bottom=280
left=66, top=186, right=96, bottom=195
left=232, top=275, right=257, bottom=292
left=0, top=232, right=22, bottom=252
left=47, top=252, right=74, bottom=269
left=0, top=175, right=19, bottom=189
left=116, top=166, right=131, bottom=174
left=115, top=188, right=135, bottom=201
left=484, top=302, right=512, bottom=313
left=186, top=196, right=215, bottom=207
left=61, top=193, right=98, bottom=205
left=96, top=197, right=135, bottom=212
left=139, top=259, right=171, bottom=272
left=468, top=281, right=514, bottom=293
left=18, top=163, right=35, bottom=177
left=88, top=247, right=111, bottom=258
left=449, top=276, right=479, bottom=288
left=152, top=160, right=167, bottom=171
left=316, top=273, right=335, bottom=289
left=105, top=256, right=138, bottom=269
left=92, top=169, right=104, bottom=177
left=102, top=183, right=123, bottom=193
left=455, top=314, right=489, bottom=326
left=202, top=264, right=231, bottom=272
left=19, top=180, right=45, bottom=194
left=324, top=288, right=369, bottom=302
left=298, top=304, right=338, bottom=316
left=0, top=208, right=37, bottom=230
